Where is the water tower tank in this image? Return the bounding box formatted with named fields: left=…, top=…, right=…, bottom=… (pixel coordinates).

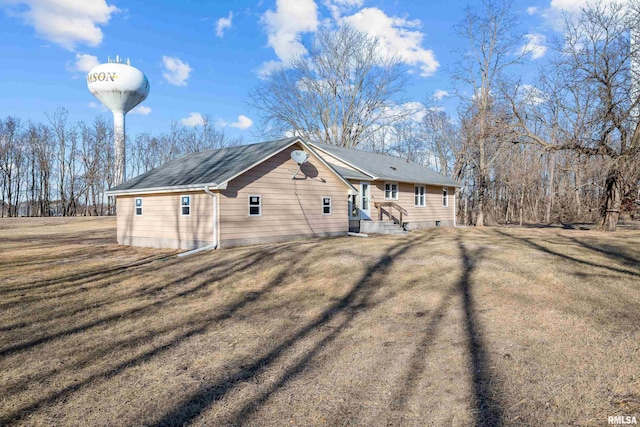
left=87, top=56, right=149, bottom=186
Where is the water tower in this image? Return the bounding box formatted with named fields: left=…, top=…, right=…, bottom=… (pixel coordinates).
left=87, top=56, right=149, bottom=186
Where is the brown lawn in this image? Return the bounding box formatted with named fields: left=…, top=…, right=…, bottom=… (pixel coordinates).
left=1, top=217, right=639, bottom=426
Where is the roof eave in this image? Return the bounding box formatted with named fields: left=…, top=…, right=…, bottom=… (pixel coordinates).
left=105, top=182, right=227, bottom=196
left=307, top=142, right=376, bottom=180
left=374, top=176, right=461, bottom=187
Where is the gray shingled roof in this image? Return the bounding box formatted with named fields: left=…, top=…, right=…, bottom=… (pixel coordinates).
left=109, top=137, right=299, bottom=193
left=328, top=163, right=372, bottom=181
left=108, top=137, right=459, bottom=194
left=309, top=142, right=460, bottom=187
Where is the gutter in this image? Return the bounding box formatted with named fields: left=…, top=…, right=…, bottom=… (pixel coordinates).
left=178, top=185, right=219, bottom=257
left=106, top=182, right=228, bottom=197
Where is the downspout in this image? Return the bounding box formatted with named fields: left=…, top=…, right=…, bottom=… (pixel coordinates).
left=178, top=185, right=218, bottom=257
left=454, top=187, right=458, bottom=228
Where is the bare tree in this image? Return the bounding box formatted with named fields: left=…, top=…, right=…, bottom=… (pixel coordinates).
left=419, top=108, right=460, bottom=177
left=0, top=117, right=22, bottom=217
left=47, top=107, right=72, bottom=216
left=509, top=1, right=640, bottom=230
left=452, top=0, right=525, bottom=226
left=79, top=117, right=109, bottom=215
left=250, top=25, right=410, bottom=148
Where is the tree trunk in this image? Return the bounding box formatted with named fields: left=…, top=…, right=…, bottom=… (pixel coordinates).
left=519, top=185, right=525, bottom=226
left=476, top=173, right=487, bottom=227
left=575, top=167, right=582, bottom=218
left=545, top=153, right=555, bottom=224
left=596, top=168, right=622, bottom=231
left=505, top=193, right=510, bottom=224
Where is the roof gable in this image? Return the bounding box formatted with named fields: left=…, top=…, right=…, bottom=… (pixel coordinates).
left=107, top=137, right=358, bottom=195
left=107, top=138, right=298, bottom=194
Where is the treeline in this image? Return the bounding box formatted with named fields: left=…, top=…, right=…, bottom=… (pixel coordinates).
left=0, top=109, right=241, bottom=217
left=352, top=108, right=617, bottom=227
left=249, top=1, right=639, bottom=230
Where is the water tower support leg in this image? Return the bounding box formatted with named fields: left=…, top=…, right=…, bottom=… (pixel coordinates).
left=113, top=110, right=126, bottom=186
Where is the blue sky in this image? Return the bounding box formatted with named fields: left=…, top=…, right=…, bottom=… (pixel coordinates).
left=0, top=0, right=593, bottom=142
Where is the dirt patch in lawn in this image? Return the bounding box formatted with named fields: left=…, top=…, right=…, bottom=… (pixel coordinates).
left=1, top=218, right=638, bottom=426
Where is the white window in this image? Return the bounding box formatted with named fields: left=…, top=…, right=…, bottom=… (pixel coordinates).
left=135, top=198, right=142, bottom=216
left=248, top=195, right=261, bottom=216
left=443, top=188, right=448, bottom=207
left=322, top=197, right=332, bottom=215
left=181, top=196, right=190, bottom=216
left=414, top=185, right=425, bottom=207
left=385, top=182, right=398, bottom=200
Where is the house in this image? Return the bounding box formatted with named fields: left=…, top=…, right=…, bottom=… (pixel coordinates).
left=308, top=141, right=460, bottom=233
left=105, top=137, right=460, bottom=250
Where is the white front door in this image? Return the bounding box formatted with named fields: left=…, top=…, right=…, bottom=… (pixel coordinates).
left=359, top=182, right=371, bottom=220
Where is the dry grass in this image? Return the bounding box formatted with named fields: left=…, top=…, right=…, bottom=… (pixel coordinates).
left=1, top=217, right=639, bottom=426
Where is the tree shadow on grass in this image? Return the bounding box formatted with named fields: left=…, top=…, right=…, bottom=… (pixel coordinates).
left=0, top=242, right=317, bottom=425
left=0, top=253, right=173, bottom=296
left=149, top=233, right=434, bottom=427
left=388, top=235, right=502, bottom=427
left=457, top=239, right=503, bottom=427
left=494, top=230, right=640, bottom=279
left=0, top=242, right=309, bottom=358
left=562, top=236, right=640, bottom=271
left=388, top=282, right=458, bottom=412
left=0, top=241, right=311, bottom=335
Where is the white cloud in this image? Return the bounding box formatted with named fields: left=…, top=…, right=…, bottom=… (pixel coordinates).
left=162, top=56, right=192, bottom=86
left=2, top=0, right=118, bottom=50
left=547, top=0, right=631, bottom=12
left=216, top=11, right=233, bottom=37
left=219, top=115, right=254, bottom=130
left=331, top=0, right=363, bottom=6
left=521, top=84, right=546, bottom=105
left=540, top=0, right=630, bottom=30
left=520, top=33, right=548, bottom=59
left=130, top=105, right=151, bottom=115
left=548, top=0, right=586, bottom=12
left=384, top=101, right=427, bottom=123
left=257, top=60, right=283, bottom=79
left=526, top=6, right=538, bottom=14
left=261, top=0, right=319, bottom=65
left=230, top=115, right=253, bottom=129
left=433, top=89, right=449, bottom=100
left=324, top=0, right=364, bottom=20
left=181, top=112, right=205, bottom=127
left=66, top=53, right=99, bottom=73
left=88, top=101, right=107, bottom=112
left=341, top=7, right=439, bottom=77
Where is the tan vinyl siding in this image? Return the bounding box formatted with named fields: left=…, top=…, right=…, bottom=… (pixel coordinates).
left=351, top=180, right=454, bottom=223
left=402, top=183, right=454, bottom=222
left=117, top=192, right=213, bottom=248
left=220, top=145, right=349, bottom=242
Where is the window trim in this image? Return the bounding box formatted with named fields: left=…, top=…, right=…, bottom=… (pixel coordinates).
left=443, top=187, right=449, bottom=208
left=135, top=197, right=143, bottom=216
left=180, top=195, right=191, bottom=216
left=322, top=196, right=332, bottom=215
left=384, top=182, right=399, bottom=200
left=414, top=185, right=425, bottom=207
left=248, top=194, right=262, bottom=217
